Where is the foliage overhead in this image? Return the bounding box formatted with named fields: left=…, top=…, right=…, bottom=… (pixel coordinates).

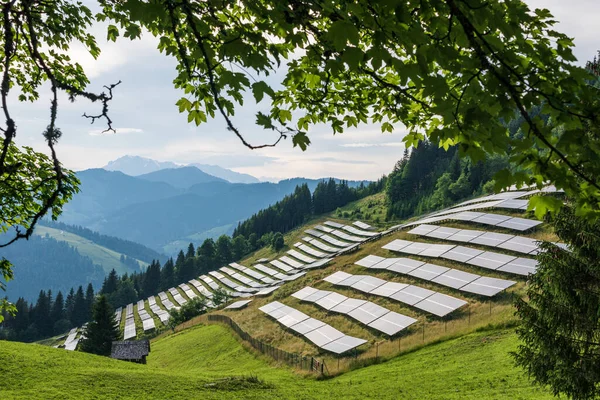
left=514, top=207, right=600, bottom=400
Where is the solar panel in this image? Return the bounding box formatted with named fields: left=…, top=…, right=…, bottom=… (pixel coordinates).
left=495, top=199, right=528, bottom=209
left=497, top=217, right=543, bottom=231
left=305, top=325, right=346, bottom=347
left=472, top=213, right=512, bottom=226
left=440, top=246, right=484, bottom=263
left=368, top=312, right=418, bottom=336
left=269, top=306, right=294, bottom=320
left=330, top=229, right=364, bottom=242
left=303, top=289, right=332, bottom=302
left=288, top=318, right=325, bottom=335
left=279, top=256, right=304, bottom=269
left=497, top=236, right=539, bottom=254
left=287, top=249, right=316, bottom=263
left=470, top=232, right=514, bottom=247
left=322, top=336, right=368, bottom=354
left=407, top=224, right=439, bottom=236
left=498, top=257, right=538, bottom=275
left=446, top=229, right=484, bottom=243
left=461, top=276, right=517, bottom=296
left=390, top=285, right=435, bottom=306
left=324, top=221, right=345, bottom=229
left=305, top=258, right=332, bottom=270
left=400, top=242, right=432, bottom=255
left=259, top=301, right=285, bottom=314
left=279, top=271, right=306, bottom=282
left=331, top=298, right=367, bottom=314
left=316, top=292, right=348, bottom=310
left=388, top=258, right=425, bottom=274
left=348, top=302, right=389, bottom=324
left=323, top=271, right=353, bottom=285
left=305, top=228, right=324, bottom=238
left=353, top=220, right=372, bottom=230
left=305, top=238, right=340, bottom=253
left=278, top=310, right=310, bottom=327
left=419, top=244, right=455, bottom=258
left=142, top=318, right=155, bottom=331
left=382, top=239, right=413, bottom=252
left=467, top=251, right=516, bottom=270
left=319, top=234, right=348, bottom=247
left=314, top=225, right=334, bottom=233
left=254, top=264, right=282, bottom=278
left=432, top=269, right=479, bottom=289
left=414, top=293, right=467, bottom=317
left=369, top=281, right=409, bottom=297
left=255, top=286, right=280, bottom=296
left=367, top=258, right=400, bottom=270
left=270, top=260, right=296, bottom=273
left=451, top=211, right=486, bottom=221
left=408, top=263, right=450, bottom=281
left=342, top=225, right=379, bottom=237
left=225, top=300, right=252, bottom=310
left=426, top=227, right=462, bottom=239
left=297, top=243, right=328, bottom=258
left=337, top=274, right=366, bottom=287
left=351, top=275, right=387, bottom=293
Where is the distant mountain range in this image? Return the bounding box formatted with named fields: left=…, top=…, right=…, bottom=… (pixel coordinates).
left=103, top=155, right=260, bottom=184
left=60, top=167, right=370, bottom=254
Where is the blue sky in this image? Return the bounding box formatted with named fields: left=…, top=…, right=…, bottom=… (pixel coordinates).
left=13, top=0, right=599, bottom=181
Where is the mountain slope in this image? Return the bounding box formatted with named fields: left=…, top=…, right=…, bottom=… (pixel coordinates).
left=0, top=234, right=105, bottom=302
left=103, top=155, right=180, bottom=176
left=138, top=166, right=226, bottom=188
left=188, top=163, right=260, bottom=184
left=0, top=325, right=552, bottom=399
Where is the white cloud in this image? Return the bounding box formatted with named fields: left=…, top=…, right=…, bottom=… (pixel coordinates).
left=341, top=142, right=404, bottom=148
left=89, top=127, right=143, bottom=136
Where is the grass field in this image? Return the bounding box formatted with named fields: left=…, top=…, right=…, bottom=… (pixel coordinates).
left=0, top=323, right=552, bottom=399
left=34, top=226, right=147, bottom=275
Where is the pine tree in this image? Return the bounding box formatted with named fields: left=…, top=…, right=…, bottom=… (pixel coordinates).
left=65, top=287, right=75, bottom=321
left=51, top=291, right=65, bottom=323
left=215, top=235, right=232, bottom=265
left=101, top=269, right=119, bottom=295
left=514, top=207, right=600, bottom=400
left=79, top=295, right=120, bottom=356
left=34, top=290, right=52, bottom=337
left=71, top=286, right=87, bottom=326
left=85, top=283, right=94, bottom=321
left=186, top=243, right=195, bottom=259
left=161, top=258, right=175, bottom=291
left=143, top=260, right=161, bottom=297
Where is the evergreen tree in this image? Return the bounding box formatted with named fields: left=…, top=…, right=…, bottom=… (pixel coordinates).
left=33, top=290, right=52, bottom=337
left=142, top=260, right=161, bottom=297
left=65, top=287, right=75, bottom=321
left=160, top=258, right=175, bottom=291
left=79, top=295, right=120, bottom=356
left=101, top=269, right=119, bottom=295
left=51, top=291, right=65, bottom=323
left=186, top=243, right=195, bottom=259
left=231, top=236, right=248, bottom=260
left=271, top=232, right=285, bottom=251
left=71, top=286, right=87, bottom=327
left=215, top=235, right=232, bottom=266
left=514, top=207, right=600, bottom=400
left=85, top=283, right=94, bottom=321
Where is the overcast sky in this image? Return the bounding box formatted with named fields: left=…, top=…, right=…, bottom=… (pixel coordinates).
left=12, top=0, right=599, bottom=181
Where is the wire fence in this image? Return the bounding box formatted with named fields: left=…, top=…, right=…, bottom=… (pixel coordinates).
left=207, top=314, right=328, bottom=375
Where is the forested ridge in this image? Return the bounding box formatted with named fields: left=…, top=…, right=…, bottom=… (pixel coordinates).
left=40, top=221, right=166, bottom=264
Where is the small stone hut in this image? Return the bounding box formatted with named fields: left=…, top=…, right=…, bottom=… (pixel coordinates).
left=110, top=340, right=150, bottom=364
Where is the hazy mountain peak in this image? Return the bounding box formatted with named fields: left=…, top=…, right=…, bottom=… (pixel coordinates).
left=104, top=155, right=180, bottom=176
left=103, top=155, right=260, bottom=184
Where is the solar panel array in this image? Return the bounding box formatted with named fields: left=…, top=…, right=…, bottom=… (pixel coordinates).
left=228, top=262, right=278, bottom=285
left=383, top=239, right=538, bottom=276
left=259, top=301, right=367, bottom=354
left=353, top=220, right=373, bottom=230
left=407, top=224, right=541, bottom=254
left=179, top=283, right=198, bottom=299
left=292, top=286, right=417, bottom=336
left=225, top=299, right=252, bottom=310
left=136, top=300, right=156, bottom=331
left=324, top=272, right=468, bottom=317
left=124, top=303, right=136, bottom=340
left=408, top=212, right=543, bottom=232
left=148, top=296, right=170, bottom=324
left=169, top=287, right=188, bottom=306
left=356, top=255, right=516, bottom=297
left=64, top=327, right=79, bottom=351
left=158, top=291, right=178, bottom=310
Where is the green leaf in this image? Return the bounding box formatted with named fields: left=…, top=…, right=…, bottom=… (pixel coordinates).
left=251, top=81, right=274, bottom=103
left=292, top=132, right=310, bottom=151
left=528, top=195, right=563, bottom=219
left=107, top=25, right=119, bottom=42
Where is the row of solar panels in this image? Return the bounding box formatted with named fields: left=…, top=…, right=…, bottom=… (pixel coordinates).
left=325, top=271, right=468, bottom=317
left=124, top=303, right=136, bottom=340
left=293, top=286, right=417, bottom=336
left=356, top=255, right=516, bottom=297
left=260, top=301, right=367, bottom=354
left=407, top=224, right=542, bottom=254
left=446, top=185, right=561, bottom=211
left=411, top=211, right=542, bottom=232
left=383, top=239, right=538, bottom=276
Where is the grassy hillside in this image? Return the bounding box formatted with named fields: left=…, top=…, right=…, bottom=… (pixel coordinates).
left=34, top=226, right=147, bottom=275
left=0, top=323, right=552, bottom=399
